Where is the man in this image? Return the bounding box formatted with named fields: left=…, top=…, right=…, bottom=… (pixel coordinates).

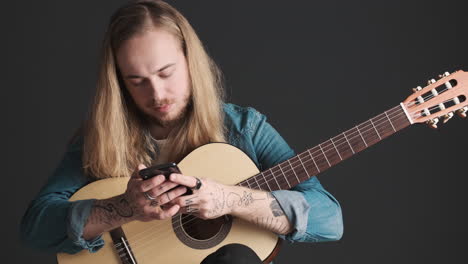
left=21, top=1, right=343, bottom=263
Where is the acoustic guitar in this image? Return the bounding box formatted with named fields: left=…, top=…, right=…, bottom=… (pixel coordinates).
left=57, top=70, right=468, bottom=264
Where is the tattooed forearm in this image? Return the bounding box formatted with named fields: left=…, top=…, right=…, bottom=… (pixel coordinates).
left=255, top=217, right=290, bottom=235
left=87, top=196, right=134, bottom=227
left=83, top=195, right=138, bottom=240
left=94, top=198, right=133, bottom=217
left=226, top=189, right=293, bottom=235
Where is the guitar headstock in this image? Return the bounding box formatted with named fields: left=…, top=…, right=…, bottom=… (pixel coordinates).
left=402, top=70, right=468, bottom=128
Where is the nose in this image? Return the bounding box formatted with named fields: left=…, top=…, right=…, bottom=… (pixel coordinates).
left=148, top=77, right=165, bottom=103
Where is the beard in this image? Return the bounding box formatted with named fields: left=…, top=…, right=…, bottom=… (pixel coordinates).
left=148, top=104, right=187, bottom=128
left=146, top=96, right=191, bottom=129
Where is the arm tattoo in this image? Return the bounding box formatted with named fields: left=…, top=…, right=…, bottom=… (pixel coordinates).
left=267, top=193, right=285, bottom=217
left=88, top=196, right=134, bottom=226
left=227, top=191, right=265, bottom=208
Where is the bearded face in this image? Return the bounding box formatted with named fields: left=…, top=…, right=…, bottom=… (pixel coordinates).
left=117, top=28, right=191, bottom=130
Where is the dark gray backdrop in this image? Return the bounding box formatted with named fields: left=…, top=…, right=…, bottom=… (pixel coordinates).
left=3, top=0, right=467, bottom=263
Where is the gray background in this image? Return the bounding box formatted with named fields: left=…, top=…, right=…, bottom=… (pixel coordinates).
left=3, top=0, right=467, bottom=263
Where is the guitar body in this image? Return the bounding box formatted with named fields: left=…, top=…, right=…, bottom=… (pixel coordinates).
left=57, top=143, right=279, bottom=264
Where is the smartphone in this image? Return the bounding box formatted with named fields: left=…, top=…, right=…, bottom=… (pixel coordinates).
left=139, top=162, right=181, bottom=180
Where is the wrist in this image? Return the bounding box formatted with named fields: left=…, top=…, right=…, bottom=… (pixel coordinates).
left=224, top=186, right=249, bottom=217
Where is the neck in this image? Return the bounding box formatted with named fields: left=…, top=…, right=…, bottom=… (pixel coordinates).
left=236, top=103, right=412, bottom=191
left=149, top=124, right=171, bottom=140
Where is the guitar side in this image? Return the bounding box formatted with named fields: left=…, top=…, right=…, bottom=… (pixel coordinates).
left=57, top=143, right=279, bottom=264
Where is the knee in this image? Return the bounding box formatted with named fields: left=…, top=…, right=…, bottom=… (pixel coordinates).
left=201, top=243, right=262, bottom=264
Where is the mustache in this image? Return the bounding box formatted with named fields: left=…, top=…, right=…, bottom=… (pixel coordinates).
left=146, top=98, right=174, bottom=107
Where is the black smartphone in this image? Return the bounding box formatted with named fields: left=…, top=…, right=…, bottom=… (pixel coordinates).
left=139, top=162, right=181, bottom=180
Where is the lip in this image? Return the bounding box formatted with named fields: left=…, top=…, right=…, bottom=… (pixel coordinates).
left=153, top=103, right=173, bottom=113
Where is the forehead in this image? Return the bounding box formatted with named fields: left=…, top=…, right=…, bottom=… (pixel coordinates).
left=116, top=28, right=182, bottom=75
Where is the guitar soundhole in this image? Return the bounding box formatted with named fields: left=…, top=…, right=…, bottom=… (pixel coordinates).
left=172, top=214, right=233, bottom=249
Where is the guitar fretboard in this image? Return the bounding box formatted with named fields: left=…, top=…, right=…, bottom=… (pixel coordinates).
left=236, top=104, right=411, bottom=191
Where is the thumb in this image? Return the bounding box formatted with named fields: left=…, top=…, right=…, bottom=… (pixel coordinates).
left=131, top=163, right=147, bottom=179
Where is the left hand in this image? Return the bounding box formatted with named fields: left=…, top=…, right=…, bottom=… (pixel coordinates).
left=168, top=173, right=233, bottom=219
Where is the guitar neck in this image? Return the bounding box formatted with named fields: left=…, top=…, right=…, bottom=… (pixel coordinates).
left=237, top=103, right=412, bottom=191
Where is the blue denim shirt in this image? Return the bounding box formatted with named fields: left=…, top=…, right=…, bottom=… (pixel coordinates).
left=20, top=103, right=343, bottom=254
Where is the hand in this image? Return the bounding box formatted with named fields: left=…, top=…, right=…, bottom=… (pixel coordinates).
left=168, top=173, right=233, bottom=219
left=124, top=164, right=187, bottom=221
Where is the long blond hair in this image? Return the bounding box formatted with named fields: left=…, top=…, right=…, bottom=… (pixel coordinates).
left=81, top=0, right=225, bottom=179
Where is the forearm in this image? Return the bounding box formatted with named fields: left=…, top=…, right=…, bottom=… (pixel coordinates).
left=226, top=186, right=293, bottom=235
left=82, top=194, right=137, bottom=240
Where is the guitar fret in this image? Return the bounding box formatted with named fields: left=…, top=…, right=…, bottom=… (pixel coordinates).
left=287, top=159, right=300, bottom=183
left=245, top=179, right=252, bottom=189
left=278, top=164, right=291, bottom=188
left=356, top=126, right=368, bottom=147
left=385, top=111, right=397, bottom=132
left=318, top=143, right=331, bottom=167
left=271, top=168, right=281, bottom=189
left=298, top=154, right=310, bottom=178
left=330, top=138, right=343, bottom=160
left=121, top=238, right=137, bottom=264
left=307, top=149, right=320, bottom=173
left=261, top=172, right=271, bottom=191
left=370, top=118, right=381, bottom=140
left=343, top=132, right=355, bottom=154
left=253, top=174, right=261, bottom=189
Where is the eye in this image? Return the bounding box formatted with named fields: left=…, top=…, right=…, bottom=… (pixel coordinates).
left=130, top=79, right=145, bottom=87
left=160, top=68, right=174, bottom=78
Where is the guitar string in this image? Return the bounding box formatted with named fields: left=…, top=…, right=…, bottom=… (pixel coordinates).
left=215, top=83, right=462, bottom=191
left=249, top=95, right=464, bottom=191
left=114, top=88, right=462, bottom=255
left=112, top=104, right=408, bottom=254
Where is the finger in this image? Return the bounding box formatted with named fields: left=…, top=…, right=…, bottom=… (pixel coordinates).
left=172, top=194, right=199, bottom=207
left=180, top=205, right=199, bottom=215
left=139, top=174, right=166, bottom=192
left=132, top=164, right=147, bottom=179
left=158, top=186, right=187, bottom=205
left=147, top=181, right=179, bottom=197
left=169, top=173, right=198, bottom=188
left=155, top=204, right=180, bottom=219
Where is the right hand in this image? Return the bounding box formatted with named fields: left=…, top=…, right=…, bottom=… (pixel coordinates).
left=124, top=164, right=187, bottom=221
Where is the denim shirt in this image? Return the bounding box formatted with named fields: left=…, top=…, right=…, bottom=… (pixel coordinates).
left=20, top=103, right=343, bottom=254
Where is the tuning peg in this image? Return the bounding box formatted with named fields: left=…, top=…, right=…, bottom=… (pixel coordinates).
left=426, top=117, right=439, bottom=129
left=442, top=112, right=454, bottom=123
left=456, top=106, right=468, bottom=118
left=427, top=79, right=436, bottom=85
left=438, top=72, right=451, bottom=78
left=412, top=86, right=422, bottom=92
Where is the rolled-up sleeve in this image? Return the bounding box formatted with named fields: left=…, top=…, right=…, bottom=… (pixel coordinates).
left=272, top=177, right=343, bottom=243
left=20, top=141, right=104, bottom=253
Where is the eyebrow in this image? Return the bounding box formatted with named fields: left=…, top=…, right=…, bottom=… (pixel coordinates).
left=124, top=63, right=175, bottom=79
